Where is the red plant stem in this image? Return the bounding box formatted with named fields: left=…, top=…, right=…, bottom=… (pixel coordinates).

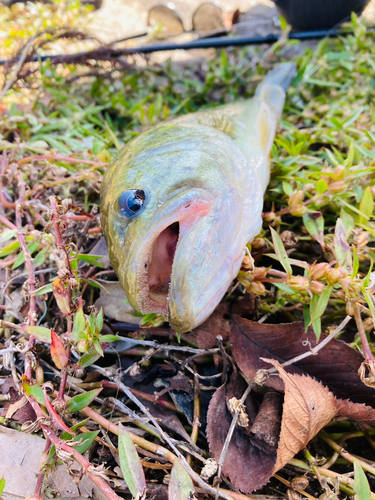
left=18, top=154, right=107, bottom=167
left=79, top=400, right=254, bottom=500
left=27, top=396, right=121, bottom=500
left=88, top=227, right=102, bottom=234
left=44, top=429, right=121, bottom=500
left=267, top=268, right=288, bottom=278
left=14, top=173, right=37, bottom=368
left=31, top=438, right=52, bottom=500
left=0, top=257, right=17, bottom=268
left=102, top=381, right=180, bottom=413
left=0, top=151, right=15, bottom=209
left=258, top=278, right=285, bottom=283
left=0, top=191, right=15, bottom=209
left=57, top=370, right=68, bottom=404
left=63, top=214, right=91, bottom=221
left=353, top=301, right=375, bottom=361
left=0, top=213, right=16, bottom=230
left=49, top=196, right=75, bottom=396
left=49, top=197, right=74, bottom=278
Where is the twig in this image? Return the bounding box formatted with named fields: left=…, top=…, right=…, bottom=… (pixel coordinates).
left=60, top=391, right=257, bottom=500
left=110, top=336, right=220, bottom=355
left=27, top=396, right=122, bottom=500
left=0, top=33, right=38, bottom=101
left=95, top=369, right=239, bottom=500
left=353, top=301, right=375, bottom=361
left=187, top=364, right=201, bottom=465
left=255, top=315, right=352, bottom=380
left=31, top=438, right=52, bottom=500
left=273, top=473, right=316, bottom=500
left=319, top=430, right=375, bottom=477
left=17, top=154, right=107, bottom=167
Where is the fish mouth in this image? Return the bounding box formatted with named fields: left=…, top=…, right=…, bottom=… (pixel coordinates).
left=148, top=221, right=180, bottom=306
left=133, top=193, right=213, bottom=318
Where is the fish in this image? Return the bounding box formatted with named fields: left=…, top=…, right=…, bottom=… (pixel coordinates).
left=100, top=62, right=296, bottom=333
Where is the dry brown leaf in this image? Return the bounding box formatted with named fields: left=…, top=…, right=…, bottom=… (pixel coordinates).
left=262, top=359, right=337, bottom=472
left=335, top=398, right=375, bottom=426
left=230, top=316, right=375, bottom=407
left=189, top=303, right=231, bottom=349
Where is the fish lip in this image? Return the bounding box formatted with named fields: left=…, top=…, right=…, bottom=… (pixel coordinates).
left=129, top=188, right=214, bottom=317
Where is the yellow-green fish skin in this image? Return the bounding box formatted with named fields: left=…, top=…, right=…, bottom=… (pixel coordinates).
left=101, top=63, right=295, bottom=332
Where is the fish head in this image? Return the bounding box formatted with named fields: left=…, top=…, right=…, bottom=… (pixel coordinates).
left=101, top=122, right=263, bottom=332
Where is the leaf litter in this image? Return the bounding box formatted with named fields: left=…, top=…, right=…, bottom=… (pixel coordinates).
left=1, top=2, right=375, bottom=500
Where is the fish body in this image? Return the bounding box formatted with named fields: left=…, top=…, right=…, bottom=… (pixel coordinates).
left=100, top=63, right=296, bottom=332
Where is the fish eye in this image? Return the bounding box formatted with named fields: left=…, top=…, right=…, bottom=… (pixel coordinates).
left=117, top=189, right=146, bottom=217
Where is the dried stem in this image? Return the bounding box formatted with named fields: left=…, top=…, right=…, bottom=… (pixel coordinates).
left=319, top=430, right=375, bottom=477
left=187, top=366, right=201, bottom=466
left=255, top=314, right=352, bottom=380
left=27, top=396, right=121, bottom=500
left=353, top=301, right=375, bottom=361
left=31, top=438, right=52, bottom=500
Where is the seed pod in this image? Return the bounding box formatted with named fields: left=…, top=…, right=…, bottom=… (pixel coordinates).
left=287, top=276, right=309, bottom=292
left=346, top=300, right=355, bottom=316
left=327, top=269, right=342, bottom=285
left=328, top=180, right=346, bottom=193
left=290, top=205, right=308, bottom=217
left=310, top=280, right=325, bottom=295
left=286, top=488, right=301, bottom=500
left=252, top=267, right=267, bottom=280
left=310, top=262, right=330, bottom=280
left=290, top=476, right=309, bottom=492
left=248, top=281, right=266, bottom=295
left=35, top=365, right=44, bottom=386
left=363, top=317, right=374, bottom=332
left=332, top=165, right=345, bottom=181
left=77, top=339, right=89, bottom=353
left=263, top=211, right=276, bottom=223
left=252, top=238, right=267, bottom=249
left=288, top=190, right=304, bottom=207
left=242, top=255, right=254, bottom=270
left=355, top=231, right=369, bottom=248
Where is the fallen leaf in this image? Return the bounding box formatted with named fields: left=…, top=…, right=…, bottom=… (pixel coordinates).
left=262, top=359, right=337, bottom=472
left=0, top=426, right=106, bottom=500
left=353, top=459, right=371, bottom=500
left=52, top=277, right=71, bottom=316
left=3, top=386, right=36, bottom=425
left=168, top=459, right=194, bottom=500
left=189, top=303, right=231, bottom=349
left=95, top=282, right=140, bottom=324
left=206, top=369, right=276, bottom=493
left=118, top=424, right=146, bottom=498
left=230, top=316, right=375, bottom=407
left=51, top=330, right=70, bottom=369
left=335, top=399, right=375, bottom=426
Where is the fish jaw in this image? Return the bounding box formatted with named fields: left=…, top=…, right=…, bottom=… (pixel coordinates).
left=124, top=189, right=214, bottom=318
left=167, top=210, right=246, bottom=333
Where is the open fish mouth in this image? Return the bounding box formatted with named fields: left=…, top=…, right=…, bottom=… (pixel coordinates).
left=132, top=193, right=213, bottom=318
left=148, top=221, right=180, bottom=305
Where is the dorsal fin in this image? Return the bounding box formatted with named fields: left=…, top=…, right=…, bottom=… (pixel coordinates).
left=197, top=114, right=236, bottom=138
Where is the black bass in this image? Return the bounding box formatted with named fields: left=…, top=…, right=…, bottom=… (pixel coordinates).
left=100, top=62, right=296, bottom=332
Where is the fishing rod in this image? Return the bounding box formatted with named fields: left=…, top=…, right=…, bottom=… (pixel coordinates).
left=1, top=25, right=374, bottom=66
